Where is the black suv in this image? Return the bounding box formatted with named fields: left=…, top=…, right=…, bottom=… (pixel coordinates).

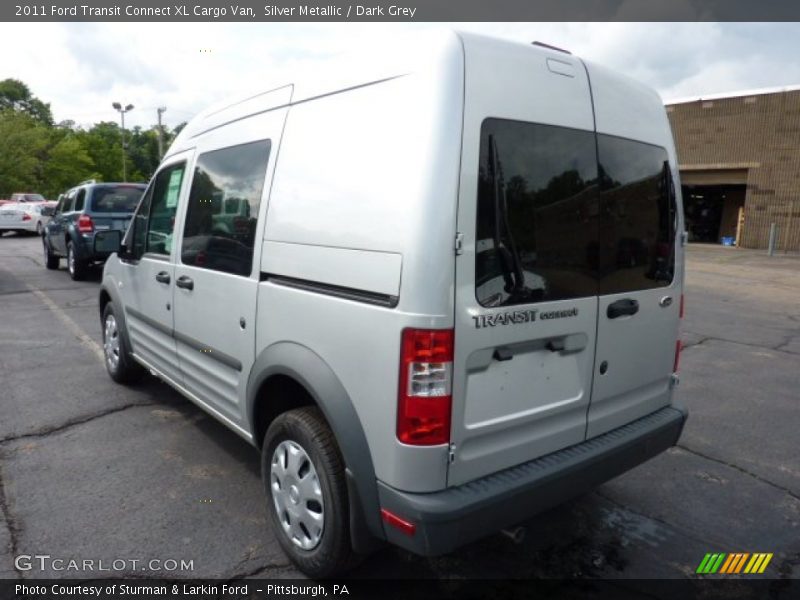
left=43, top=180, right=146, bottom=280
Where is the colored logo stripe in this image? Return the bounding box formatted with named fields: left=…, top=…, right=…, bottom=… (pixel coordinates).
left=744, top=553, right=773, bottom=574
left=697, top=553, right=773, bottom=574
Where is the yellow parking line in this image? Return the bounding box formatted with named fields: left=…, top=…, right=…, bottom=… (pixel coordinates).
left=27, top=285, right=105, bottom=363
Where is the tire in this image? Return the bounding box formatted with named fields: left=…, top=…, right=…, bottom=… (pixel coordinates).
left=43, top=237, right=59, bottom=270
left=35, top=221, right=43, bottom=235
left=66, top=240, right=88, bottom=280
left=102, top=302, right=144, bottom=384
left=262, top=407, right=358, bottom=578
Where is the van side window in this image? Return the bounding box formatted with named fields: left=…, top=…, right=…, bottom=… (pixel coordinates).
left=130, top=163, right=185, bottom=259
left=597, top=135, right=674, bottom=293
left=475, top=118, right=598, bottom=307
left=181, top=140, right=271, bottom=277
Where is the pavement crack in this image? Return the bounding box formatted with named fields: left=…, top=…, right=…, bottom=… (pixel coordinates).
left=0, top=402, right=157, bottom=446
left=0, top=458, right=22, bottom=579
left=681, top=332, right=800, bottom=355
left=225, top=561, right=293, bottom=581
left=676, top=444, right=800, bottom=502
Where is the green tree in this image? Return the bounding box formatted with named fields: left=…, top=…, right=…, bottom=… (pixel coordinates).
left=42, top=134, right=95, bottom=197
left=0, top=78, right=53, bottom=125
left=78, top=122, right=123, bottom=182
left=0, top=110, right=49, bottom=197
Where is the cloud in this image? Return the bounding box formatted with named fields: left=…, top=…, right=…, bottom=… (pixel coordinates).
left=1, top=22, right=799, bottom=129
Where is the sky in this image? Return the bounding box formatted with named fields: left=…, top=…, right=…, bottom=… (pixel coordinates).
left=3, top=22, right=800, bottom=130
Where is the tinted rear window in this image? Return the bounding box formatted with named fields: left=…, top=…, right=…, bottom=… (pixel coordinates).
left=475, top=118, right=599, bottom=307
left=597, top=134, right=675, bottom=294
left=90, top=186, right=144, bottom=213
left=475, top=118, right=675, bottom=308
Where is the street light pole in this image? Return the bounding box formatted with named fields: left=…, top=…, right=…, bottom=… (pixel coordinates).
left=112, top=102, right=134, bottom=182
left=157, top=106, right=167, bottom=159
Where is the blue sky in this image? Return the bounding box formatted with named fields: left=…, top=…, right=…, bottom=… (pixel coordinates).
left=3, top=22, right=799, bottom=130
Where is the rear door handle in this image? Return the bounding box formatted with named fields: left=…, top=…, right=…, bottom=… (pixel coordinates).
left=607, top=298, right=639, bottom=319
left=175, top=275, right=194, bottom=291
left=155, top=271, right=170, bottom=284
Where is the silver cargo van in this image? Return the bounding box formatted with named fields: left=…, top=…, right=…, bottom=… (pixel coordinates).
left=96, top=31, right=687, bottom=576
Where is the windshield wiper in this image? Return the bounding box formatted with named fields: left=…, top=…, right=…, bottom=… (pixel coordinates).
left=488, top=134, right=532, bottom=300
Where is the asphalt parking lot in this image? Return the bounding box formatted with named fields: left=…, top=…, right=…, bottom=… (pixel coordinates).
left=0, top=235, right=798, bottom=581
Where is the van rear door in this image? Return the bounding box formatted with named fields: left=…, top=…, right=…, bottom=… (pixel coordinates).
left=582, top=62, right=683, bottom=437
left=448, top=36, right=600, bottom=486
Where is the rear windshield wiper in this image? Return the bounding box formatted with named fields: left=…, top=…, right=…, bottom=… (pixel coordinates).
left=488, top=135, right=536, bottom=301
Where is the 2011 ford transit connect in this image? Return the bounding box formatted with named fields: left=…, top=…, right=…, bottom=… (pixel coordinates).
left=96, top=31, right=687, bottom=577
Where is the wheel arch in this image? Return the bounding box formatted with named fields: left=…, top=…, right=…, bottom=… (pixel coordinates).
left=247, top=342, right=384, bottom=549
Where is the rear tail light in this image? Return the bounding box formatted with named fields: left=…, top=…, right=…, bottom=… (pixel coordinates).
left=674, top=293, right=684, bottom=372
left=22, top=213, right=31, bottom=221
left=77, top=214, right=94, bottom=233
left=397, top=328, right=454, bottom=446
left=673, top=340, right=682, bottom=373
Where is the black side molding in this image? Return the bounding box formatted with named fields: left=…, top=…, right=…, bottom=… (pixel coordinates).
left=261, top=273, right=399, bottom=308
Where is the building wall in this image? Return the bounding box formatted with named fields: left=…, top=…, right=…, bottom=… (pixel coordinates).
left=666, top=90, right=800, bottom=250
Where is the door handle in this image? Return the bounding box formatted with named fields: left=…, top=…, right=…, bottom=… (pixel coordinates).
left=155, top=271, right=171, bottom=284
left=607, top=298, right=639, bottom=319
left=175, top=275, right=194, bottom=291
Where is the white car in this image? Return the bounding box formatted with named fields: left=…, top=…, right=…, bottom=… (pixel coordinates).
left=0, top=202, right=49, bottom=236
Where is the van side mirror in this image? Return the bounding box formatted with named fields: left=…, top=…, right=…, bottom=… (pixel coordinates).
left=40, top=206, right=55, bottom=217
left=94, top=230, right=122, bottom=255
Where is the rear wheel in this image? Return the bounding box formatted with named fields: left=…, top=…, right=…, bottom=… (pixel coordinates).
left=35, top=221, right=43, bottom=235
left=262, top=407, right=357, bottom=578
left=102, top=302, right=143, bottom=384
left=66, top=241, right=88, bottom=280
left=43, top=238, right=59, bottom=270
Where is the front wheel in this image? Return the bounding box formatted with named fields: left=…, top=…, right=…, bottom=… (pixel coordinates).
left=102, top=302, right=144, bottom=384
left=262, top=407, right=357, bottom=578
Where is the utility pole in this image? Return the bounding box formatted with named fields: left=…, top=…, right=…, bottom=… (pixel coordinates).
left=157, top=106, right=167, bottom=159
left=112, top=102, right=134, bottom=182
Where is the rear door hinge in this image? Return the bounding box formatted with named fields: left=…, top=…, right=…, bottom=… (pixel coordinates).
left=448, top=443, right=457, bottom=463
left=681, top=230, right=689, bottom=247
left=455, top=232, right=464, bottom=255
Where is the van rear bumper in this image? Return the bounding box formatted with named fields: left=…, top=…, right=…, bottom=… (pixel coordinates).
left=376, top=405, right=687, bottom=556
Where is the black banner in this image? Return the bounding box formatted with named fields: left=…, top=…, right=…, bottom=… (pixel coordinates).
left=2, top=578, right=799, bottom=600
left=4, top=0, right=800, bottom=22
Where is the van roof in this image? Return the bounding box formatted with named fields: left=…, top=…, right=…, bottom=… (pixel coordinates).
left=167, top=31, right=584, bottom=156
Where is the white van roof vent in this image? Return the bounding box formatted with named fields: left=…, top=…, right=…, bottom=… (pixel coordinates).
left=532, top=41, right=572, bottom=55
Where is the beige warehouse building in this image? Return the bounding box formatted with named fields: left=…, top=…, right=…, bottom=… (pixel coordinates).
left=666, top=87, right=800, bottom=251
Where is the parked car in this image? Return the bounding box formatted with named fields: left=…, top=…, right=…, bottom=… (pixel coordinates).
left=43, top=181, right=146, bottom=279
left=0, top=202, right=50, bottom=236
left=95, top=32, right=686, bottom=577
left=0, top=193, right=46, bottom=208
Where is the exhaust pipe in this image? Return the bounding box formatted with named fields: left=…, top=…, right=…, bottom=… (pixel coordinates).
left=501, top=526, right=526, bottom=544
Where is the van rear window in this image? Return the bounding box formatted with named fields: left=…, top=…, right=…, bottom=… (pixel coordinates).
left=475, top=119, right=598, bottom=307
left=475, top=118, right=675, bottom=308
left=91, top=186, right=144, bottom=213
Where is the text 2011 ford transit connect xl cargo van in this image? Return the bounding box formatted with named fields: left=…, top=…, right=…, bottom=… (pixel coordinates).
left=96, top=31, right=687, bottom=576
